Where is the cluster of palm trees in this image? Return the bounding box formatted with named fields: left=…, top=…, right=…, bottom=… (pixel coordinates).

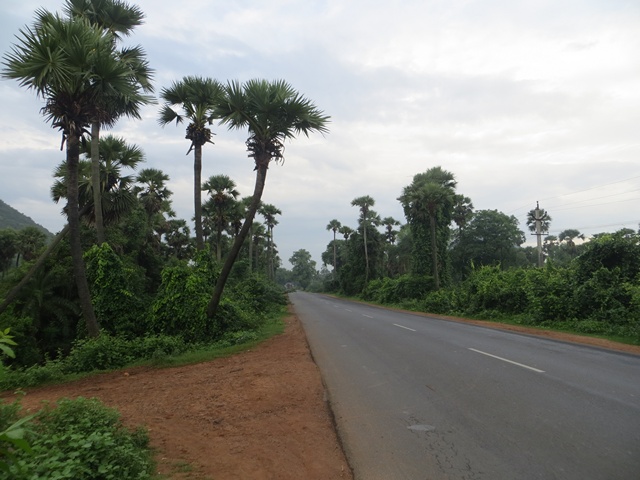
left=1, top=0, right=329, bottom=335
left=323, top=167, right=492, bottom=294
left=324, top=196, right=403, bottom=292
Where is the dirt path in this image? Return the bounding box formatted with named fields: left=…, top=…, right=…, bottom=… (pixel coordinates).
left=3, top=310, right=353, bottom=480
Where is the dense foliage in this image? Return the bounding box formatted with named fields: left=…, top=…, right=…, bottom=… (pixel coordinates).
left=1, top=397, right=154, bottom=479
left=316, top=167, right=639, bottom=344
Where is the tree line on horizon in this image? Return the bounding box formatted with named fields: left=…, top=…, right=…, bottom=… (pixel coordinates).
left=309, top=166, right=640, bottom=342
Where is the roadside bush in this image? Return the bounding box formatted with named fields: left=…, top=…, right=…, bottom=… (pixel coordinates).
left=64, top=335, right=133, bottom=373
left=231, top=274, right=287, bottom=315
left=85, top=244, right=150, bottom=338
left=361, top=278, right=395, bottom=303
left=6, top=397, right=153, bottom=479
left=524, top=265, right=576, bottom=323
left=150, top=257, right=214, bottom=342
left=394, top=274, right=434, bottom=301
left=361, top=275, right=434, bottom=304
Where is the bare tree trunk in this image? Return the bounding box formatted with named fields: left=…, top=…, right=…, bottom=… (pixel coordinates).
left=207, top=163, right=268, bottom=318
left=67, top=133, right=101, bottom=338
left=91, top=122, right=105, bottom=244
left=194, top=145, right=204, bottom=250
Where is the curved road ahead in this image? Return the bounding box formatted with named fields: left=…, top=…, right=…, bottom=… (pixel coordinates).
left=290, top=292, right=640, bottom=480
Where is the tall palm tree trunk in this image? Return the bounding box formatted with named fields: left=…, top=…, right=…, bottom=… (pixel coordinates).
left=67, top=133, right=101, bottom=337
left=429, top=213, right=440, bottom=290
left=207, top=162, right=268, bottom=318
left=91, top=122, right=105, bottom=244
left=194, top=144, right=204, bottom=250
left=268, top=227, right=274, bottom=280
left=248, top=223, right=254, bottom=273
left=216, top=228, right=222, bottom=261
left=332, top=230, right=337, bottom=275
left=363, top=222, right=370, bottom=283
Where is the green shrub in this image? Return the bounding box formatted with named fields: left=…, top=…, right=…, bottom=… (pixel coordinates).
left=217, top=330, right=259, bottom=347
left=230, top=275, right=287, bottom=315
left=64, top=335, right=133, bottom=374
left=7, top=397, right=153, bottom=479
left=150, top=253, right=217, bottom=342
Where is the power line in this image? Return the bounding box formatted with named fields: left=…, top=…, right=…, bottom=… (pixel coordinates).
left=506, top=174, right=640, bottom=215
left=546, top=188, right=640, bottom=210
left=538, top=174, right=640, bottom=201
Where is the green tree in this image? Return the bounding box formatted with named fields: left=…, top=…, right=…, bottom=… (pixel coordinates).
left=381, top=216, right=400, bottom=277
left=339, top=225, right=354, bottom=240
left=558, top=228, right=585, bottom=257
left=15, top=227, right=47, bottom=266
left=452, top=194, right=474, bottom=232
left=3, top=10, right=147, bottom=336
left=202, top=174, right=240, bottom=261
left=64, top=0, right=153, bottom=244
left=451, top=209, right=526, bottom=279
left=135, top=168, right=173, bottom=221
left=326, top=219, right=342, bottom=274
left=351, top=195, right=376, bottom=283
left=259, top=203, right=282, bottom=280
left=289, top=249, right=317, bottom=290
left=0, top=229, right=18, bottom=276
left=399, top=167, right=456, bottom=289
left=206, top=79, right=329, bottom=318
left=158, top=76, right=223, bottom=251
left=51, top=135, right=145, bottom=228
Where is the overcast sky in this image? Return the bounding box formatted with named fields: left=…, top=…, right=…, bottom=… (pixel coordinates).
left=1, top=0, right=639, bottom=269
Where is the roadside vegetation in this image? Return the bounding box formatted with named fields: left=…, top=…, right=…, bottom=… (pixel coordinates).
left=315, top=168, right=640, bottom=346
left=0, top=0, right=326, bottom=475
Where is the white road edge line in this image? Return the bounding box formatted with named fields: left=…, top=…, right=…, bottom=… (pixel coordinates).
left=469, top=348, right=545, bottom=373
left=393, top=324, right=417, bottom=332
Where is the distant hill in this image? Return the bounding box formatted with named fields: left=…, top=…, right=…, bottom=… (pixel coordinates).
left=0, top=198, right=53, bottom=237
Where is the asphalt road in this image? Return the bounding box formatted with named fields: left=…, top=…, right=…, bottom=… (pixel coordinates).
left=290, top=292, right=640, bottom=480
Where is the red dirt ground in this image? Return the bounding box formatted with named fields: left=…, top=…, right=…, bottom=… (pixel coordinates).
left=2, top=304, right=638, bottom=479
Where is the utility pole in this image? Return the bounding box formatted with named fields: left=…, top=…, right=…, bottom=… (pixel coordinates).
left=534, top=201, right=544, bottom=267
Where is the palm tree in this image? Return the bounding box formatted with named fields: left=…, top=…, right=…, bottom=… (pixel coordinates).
left=15, top=227, right=47, bottom=266
left=158, top=76, right=223, bottom=251
left=559, top=228, right=585, bottom=256
left=51, top=135, right=143, bottom=228
left=260, top=203, right=282, bottom=280
left=64, top=0, right=153, bottom=244
left=207, top=79, right=329, bottom=318
left=452, top=194, right=474, bottom=232
left=202, top=174, right=240, bottom=261
left=2, top=10, right=147, bottom=337
left=399, top=168, right=456, bottom=289
left=339, top=225, right=354, bottom=241
left=351, top=196, right=375, bottom=283
left=381, top=217, right=400, bottom=244
left=326, top=219, right=342, bottom=274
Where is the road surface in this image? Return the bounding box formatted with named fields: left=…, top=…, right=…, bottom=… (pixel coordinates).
left=290, top=292, right=640, bottom=480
